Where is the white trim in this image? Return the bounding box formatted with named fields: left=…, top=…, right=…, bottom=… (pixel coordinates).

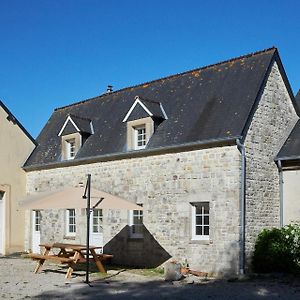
left=90, top=121, right=94, bottom=134
left=191, top=202, right=210, bottom=241
left=58, top=116, right=80, bottom=136
left=134, top=125, right=147, bottom=150
left=128, top=206, right=143, bottom=238
left=122, top=97, right=153, bottom=122
left=65, top=209, right=76, bottom=236
left=160, top=103, right=168, bottom=120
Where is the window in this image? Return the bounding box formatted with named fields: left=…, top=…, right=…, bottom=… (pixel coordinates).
left=129, top=206, right=143, bottom=238
left=134, top=126, right=146, bottom=149
left=66, top=139, right=76, bottom=159
left=34, top=210, right=41, bottom=232
left=191, top=202, right=209, bottom=240
left=92, top=209, right=103, bottom=233
left=66, top=209, right=76, bottom=236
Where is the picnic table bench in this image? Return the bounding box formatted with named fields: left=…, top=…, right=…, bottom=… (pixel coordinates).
left=29, top=242, right=113, bottom=279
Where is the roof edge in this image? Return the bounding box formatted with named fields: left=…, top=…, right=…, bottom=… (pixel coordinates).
left=23, top=136, right=241, bottom=172
left=54, top=47, right=278, bottom=112
left=0, top=100, right=37, bottom=145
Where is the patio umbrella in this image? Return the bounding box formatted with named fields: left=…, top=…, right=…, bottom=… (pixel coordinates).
left=20, top=186, right=143, bottom=211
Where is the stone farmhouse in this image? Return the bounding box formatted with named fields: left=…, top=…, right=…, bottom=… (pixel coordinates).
left=0, top=101, right=36, bottom=255
left=22, top=47, right=299, bottom=276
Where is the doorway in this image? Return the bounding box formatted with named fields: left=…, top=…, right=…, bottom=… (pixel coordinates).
left=90, top=209, right=103, bottom=254
left=31, top=210, right=41, bottom=253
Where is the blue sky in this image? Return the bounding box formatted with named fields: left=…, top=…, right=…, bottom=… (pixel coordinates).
left=0, top=0, right=299, bottom=137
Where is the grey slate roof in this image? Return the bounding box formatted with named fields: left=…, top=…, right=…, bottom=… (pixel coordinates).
left=276, top=91, right=300, bottom=167
left=277, top=119, right=300, bottom=164
left=25, top=47, right=293, bottom=169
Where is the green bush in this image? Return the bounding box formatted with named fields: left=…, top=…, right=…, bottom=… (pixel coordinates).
left=252, top=224, right=300, bottom=273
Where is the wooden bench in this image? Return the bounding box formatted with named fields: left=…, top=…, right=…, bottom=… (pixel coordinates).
left=29, top=253, right=75, bottom=264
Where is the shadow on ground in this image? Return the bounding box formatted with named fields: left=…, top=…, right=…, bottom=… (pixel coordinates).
left=30, top=274, right=300, bottom=300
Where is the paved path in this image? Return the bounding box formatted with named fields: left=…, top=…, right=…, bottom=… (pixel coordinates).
left=1, top=256, right=300, bottom=299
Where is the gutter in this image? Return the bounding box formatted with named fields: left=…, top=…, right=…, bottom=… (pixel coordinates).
left=277, top=160, right=284, bottom=227
left=23, top=136, right=240, bottom=172
left=236, top=138, right=246, bottom=276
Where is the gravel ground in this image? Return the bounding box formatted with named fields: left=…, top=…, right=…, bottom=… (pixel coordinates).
left=1, top=256, right=300, bottom=299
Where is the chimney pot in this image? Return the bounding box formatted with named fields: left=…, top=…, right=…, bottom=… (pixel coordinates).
left=106, top=85, right=113, bottom=93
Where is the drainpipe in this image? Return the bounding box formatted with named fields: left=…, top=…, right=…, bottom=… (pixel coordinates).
left=277, top=160, right=283, bottom=227
left=236, top=139, right=246, bottom=276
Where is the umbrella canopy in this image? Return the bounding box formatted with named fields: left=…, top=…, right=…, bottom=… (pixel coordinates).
left=20, top=186, right=143, bottom=210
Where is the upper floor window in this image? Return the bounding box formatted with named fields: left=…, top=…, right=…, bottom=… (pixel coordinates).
left=58, top=114, right=93, bottom=161
left=66, top=209, right=76, bottom=236
left=134, top=125, right=147, bottom=149
left=66, top=139, right=76, bottom=159
left=123, top=96, right=168, bottom=151
left=191, top=202, right=209, bottom=240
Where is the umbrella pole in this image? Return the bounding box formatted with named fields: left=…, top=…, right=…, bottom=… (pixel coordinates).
left=85, top=174, right=91, bottom=284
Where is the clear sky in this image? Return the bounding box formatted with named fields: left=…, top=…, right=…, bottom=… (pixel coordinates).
left=0, top=0, right=299, bottom=138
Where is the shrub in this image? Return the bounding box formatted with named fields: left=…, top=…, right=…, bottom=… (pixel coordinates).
left=252, top=224, right=300, bottom=273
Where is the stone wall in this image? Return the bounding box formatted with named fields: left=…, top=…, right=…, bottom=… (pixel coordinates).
left=25, top=145, right=241, bottom=276
left=244, top=61, right=298, bottom=266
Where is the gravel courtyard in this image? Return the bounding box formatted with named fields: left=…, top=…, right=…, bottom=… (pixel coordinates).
left=1, top=255, right=300, bottom=299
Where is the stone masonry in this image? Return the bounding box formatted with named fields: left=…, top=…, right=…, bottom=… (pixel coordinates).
left=25, top=145, right=241, bottom=276
left=244, top=61, right=298, bottom=267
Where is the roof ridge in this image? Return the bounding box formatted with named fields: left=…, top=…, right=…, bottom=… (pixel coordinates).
left=55, top=47, right=277, bottom=112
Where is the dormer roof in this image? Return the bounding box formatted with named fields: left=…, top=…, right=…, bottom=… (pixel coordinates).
left=58, top=114, right=93, bottom=136
left=122, top=96, right=168, bottom=122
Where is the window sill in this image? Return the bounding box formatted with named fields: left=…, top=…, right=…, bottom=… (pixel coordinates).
left=189, top=239, right=212, bottom=245
left=64, top=235, right=76, bottom=240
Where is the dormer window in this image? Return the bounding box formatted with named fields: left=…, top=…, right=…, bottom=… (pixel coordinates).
left=66, top=138, right=76, bottom=159
left=58, top=114, right=93, bottom=161
left=123, top=96, right=168, bottom=151
left=134, top=125, right=147, bottom=149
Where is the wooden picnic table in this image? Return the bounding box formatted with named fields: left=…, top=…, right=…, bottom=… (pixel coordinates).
left=29, top=242, right=113, bottom=279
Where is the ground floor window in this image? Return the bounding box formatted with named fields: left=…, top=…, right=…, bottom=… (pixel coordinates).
left=129, top=205, right=143, bottom=238
left=34, top=210, right=41, bottom=232
left=66, top=209, right=76, bottom=236
left=92, top=209, right=103, bottom=233
left=191, top=202, right=209, bottom=240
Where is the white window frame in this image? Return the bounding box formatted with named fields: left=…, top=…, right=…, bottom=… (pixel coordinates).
left=66, top=209, right=76, bottom=236
left=92, top=209, right=103, bottom=233
left=129, top=205, right=143, bottom=238
left=34, top=210, right=41, bottom=232
left=134, top=125, right=147, bottom=150
left=66, top=138, right=76, bottom=159
left=191, top=202, right=209, bottom=240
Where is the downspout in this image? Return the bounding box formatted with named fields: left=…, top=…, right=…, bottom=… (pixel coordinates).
left=236, top=139, right=246, bottom=276
left=277, top=160, right=283, bottom=227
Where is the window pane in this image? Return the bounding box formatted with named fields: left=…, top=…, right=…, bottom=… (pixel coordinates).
left=204, top=226, right=209, bottom=235
left=204, top=216, right=209, bottom=225
left=195, top=204, right=202, bottom=214
left=203, top=203, right=209, bottom=214
left=196, top=216, right=202, bottom=225
left=196, top=226, right=202, bottom=235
